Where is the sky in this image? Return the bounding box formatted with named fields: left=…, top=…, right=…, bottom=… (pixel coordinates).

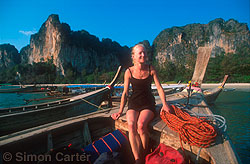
left=0, top=0, right=249, bottom=51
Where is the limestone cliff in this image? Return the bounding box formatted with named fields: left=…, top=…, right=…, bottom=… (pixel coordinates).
left=21, top=14, right=130, bottom=75
left=153, top=18, right=250, bottom=66
left=4, top=16, right=249, bottom=75
left=0, top=44, right=20, bottom=68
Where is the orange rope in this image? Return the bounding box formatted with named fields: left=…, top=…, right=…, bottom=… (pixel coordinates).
left=160, top=105, right=217, bottom=148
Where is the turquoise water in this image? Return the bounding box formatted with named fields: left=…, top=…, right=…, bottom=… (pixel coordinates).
left=0, top=86, right=249, bottom=163
left=209, top=88, right=250, bottom=164
left=0, top=85, right=53, bottom=108
left=0, top=92, right=50, bottom=108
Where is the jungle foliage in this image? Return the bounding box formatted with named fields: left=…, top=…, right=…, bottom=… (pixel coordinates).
left=0, top=48, right=249, bottom=85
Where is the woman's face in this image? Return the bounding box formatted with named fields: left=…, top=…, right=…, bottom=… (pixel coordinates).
left=132, top=45, right=147, bottom=64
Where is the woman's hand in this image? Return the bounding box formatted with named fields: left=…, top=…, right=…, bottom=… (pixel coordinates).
left=160, top=104, right=171, bottom=113
left=111, top=112, right=121, bottom=120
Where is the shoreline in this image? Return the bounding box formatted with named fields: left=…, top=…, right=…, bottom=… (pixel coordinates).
left=3, top=83, right=250, bottom=89
left=199, top=83, right=250, bottom=89
left=163, top=83, right=250, bottom=89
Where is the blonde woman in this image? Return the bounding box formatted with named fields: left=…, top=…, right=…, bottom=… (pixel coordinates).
left=111, top=44, right=171, bottom=164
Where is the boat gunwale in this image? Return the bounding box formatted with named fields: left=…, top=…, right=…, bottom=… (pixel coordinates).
left=0, top=88, right=108, bottom=118
left=0, top=107, right=115, bottom=145
left=0, top=66, right=122, bottom=116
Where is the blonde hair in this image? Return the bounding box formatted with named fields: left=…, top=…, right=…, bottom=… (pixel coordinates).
left=131, top=44, right=146, bottom=55
left=131, top=44, right=148, bottom=64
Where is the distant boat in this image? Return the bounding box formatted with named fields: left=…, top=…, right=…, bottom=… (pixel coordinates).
left=0, top=66, right=122, bottom=136
left=182, top=75, right=230, bottom=104
left=223, top=88, right=236, bottom=92
left=184, top=47, right=229, bottom=104
left=203, top=75, right=229, bottom=104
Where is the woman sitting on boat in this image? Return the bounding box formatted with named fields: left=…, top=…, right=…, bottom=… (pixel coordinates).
left=111, top=43, right=171, bottom=164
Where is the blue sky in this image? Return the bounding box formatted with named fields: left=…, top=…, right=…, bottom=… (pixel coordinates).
left=0, top=0, right=249, bottom=51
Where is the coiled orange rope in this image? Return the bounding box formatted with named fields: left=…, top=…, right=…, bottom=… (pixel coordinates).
left=160, top=105, right=217, bottom=148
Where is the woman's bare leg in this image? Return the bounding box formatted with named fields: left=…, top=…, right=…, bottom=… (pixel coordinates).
left=126, top=110, right=141, bottom=162
left=137, top=109, right=155, bottom=157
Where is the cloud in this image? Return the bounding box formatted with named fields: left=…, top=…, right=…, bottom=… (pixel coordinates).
left=19, top=30, right=37, bottom=36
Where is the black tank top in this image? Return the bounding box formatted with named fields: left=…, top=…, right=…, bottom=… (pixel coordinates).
left=128, top=65, right=156, bottom=111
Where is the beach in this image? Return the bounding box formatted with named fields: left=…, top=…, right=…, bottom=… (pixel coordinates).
left=6, top=83, right=250, bottom=88
left=200, top=83, right=250, bottom=89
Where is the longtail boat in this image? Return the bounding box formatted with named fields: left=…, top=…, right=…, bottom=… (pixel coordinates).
left=0, top=66, right=122, bottom=136
left=0, top=90, right=241, bottom=163
left=187, top=47, right=229, bottom=104
left=182, top=75, right=229, bottom=104
left=203, top=75, right=229, bottom=104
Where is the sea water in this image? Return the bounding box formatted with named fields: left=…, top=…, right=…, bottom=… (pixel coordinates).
left=209, top=88, right=250, bottom=164
left=0, top=86, right=249, bottom=163
left=0, top=92, right=50, bottom=108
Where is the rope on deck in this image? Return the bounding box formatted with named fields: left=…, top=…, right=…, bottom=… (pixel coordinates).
left=164, top=102, right=227, bottom=163
left=170, top=102, right=227, bottom=132
left=160, top=105, right=217, bottom=149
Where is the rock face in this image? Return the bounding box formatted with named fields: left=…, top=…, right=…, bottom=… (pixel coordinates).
left=0, top=44, right=20, bottom=68
left=20, top=14, right=130, bottom=75
left=153, top=18, right=250, bottom=66
left=2, top=16, right=249, bottom=74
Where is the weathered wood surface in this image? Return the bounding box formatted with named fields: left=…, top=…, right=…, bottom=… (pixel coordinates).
left=0, top=66, right=122, bottom=137
left=191, top=47, right=212, bottom=84
left=203, top=75, right=229, bottom=104
left=0, top=86, right=109, bottom=116
left=111, top=91, right=241, bottom=164
left=82, top=122, right=92, bottom=147
left=0, top=88, right=108, bottom=136
left=0, top=108, right=115, bottom=149
left=0, top=89, right=240, bottom=163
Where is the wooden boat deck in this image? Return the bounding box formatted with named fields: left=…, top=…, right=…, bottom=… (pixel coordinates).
left=110, top=91, right=240, bottom=164
left=0, top=91, right=240, bottom=163
left=0, top=108, right=112, bottom=146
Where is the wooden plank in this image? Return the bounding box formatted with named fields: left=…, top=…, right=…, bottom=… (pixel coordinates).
left=205, top=135, right=240, bottom=164
left=52, top=128, right=84, bottom=150
left=82, top=122, right=92, bottom=147
left=151, top=119, right=167, bottom=132
left=162, top=124, right=179, bottom=138
left=115, top=119, right=128, bottom=134
left=0, top=108, right=111, bottom=146
left=47, top=132, right=53, bottom=152
left=191, top=47, right=212, bottom=84
left=150, top=104, right=166, bottom=132
left=90, top=127, right=113, bottom=141
left=108, top=106, right=120, bottom=116
left=0, top=92, right=107, bottom=136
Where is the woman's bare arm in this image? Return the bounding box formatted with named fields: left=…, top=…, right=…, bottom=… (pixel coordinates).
left=151, top=66, right=171, bottom=112
left=118, top=69, right=130, bottom=113
left=111, top=69, right=130, bottom=120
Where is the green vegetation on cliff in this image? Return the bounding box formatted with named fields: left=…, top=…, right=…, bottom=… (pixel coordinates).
left=153, top=18, right=250, bottom=83
left=0, top=61, right=121, bottom=84
left=0, top=17, right=249, bottom=84
left=0, top=48, right=249, bottom=84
